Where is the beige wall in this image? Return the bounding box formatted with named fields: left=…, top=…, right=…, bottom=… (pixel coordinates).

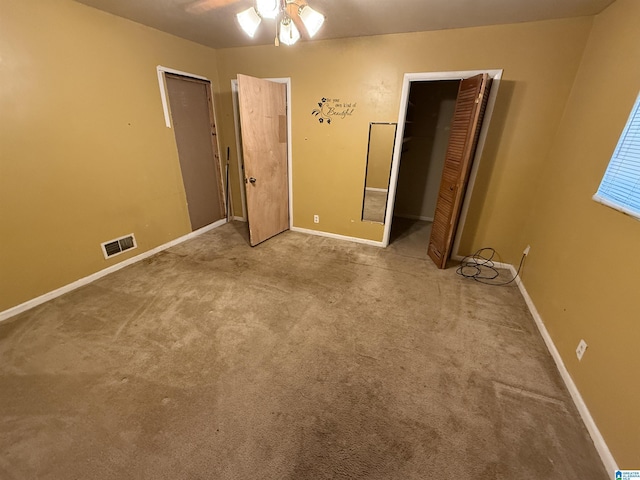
left=520, top=0, right=640, bottom=467
left=1, top=0, right=636, bottom=468
left=0, top=0, right=220, bottom=311
left=215, top=18, right=591, bottom=249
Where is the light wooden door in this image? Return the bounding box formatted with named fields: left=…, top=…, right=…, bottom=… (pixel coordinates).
left=428, top=74, right=492, bottom=268
left=237, top=74, right=289, bottom=246
left=166, top=74, right=224, bottom=230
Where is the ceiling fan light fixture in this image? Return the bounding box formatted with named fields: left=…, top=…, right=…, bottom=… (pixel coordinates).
left=298, top=5, right=324, bottom=38
left=279, top=17, right=300, bottom=46
left=237, top=7, right=262, bottom=37
left=256, top=0, right=279, bottom=19
left=236, top=0, right=324, bottom=45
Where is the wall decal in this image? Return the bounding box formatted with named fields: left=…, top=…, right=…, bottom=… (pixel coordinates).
left=311, top=97, right=357, bottom=124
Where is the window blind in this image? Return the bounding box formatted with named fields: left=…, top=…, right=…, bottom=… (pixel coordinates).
left=594, top=92, right=640, bottom=220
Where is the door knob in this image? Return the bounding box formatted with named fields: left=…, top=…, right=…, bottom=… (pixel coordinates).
left=248, top=177, right=257, bottom=184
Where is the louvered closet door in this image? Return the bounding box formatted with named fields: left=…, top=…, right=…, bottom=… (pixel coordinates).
left=428, top=73, right=492, bottom=269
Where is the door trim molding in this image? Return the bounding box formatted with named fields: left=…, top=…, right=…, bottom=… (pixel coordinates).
left=231, top=77, right=293, bottom=226
left=230, top=79, right=245, bottom=220
left=156, top=66, right=210, bottom=129
left=384, top=69, right=503, bottom=257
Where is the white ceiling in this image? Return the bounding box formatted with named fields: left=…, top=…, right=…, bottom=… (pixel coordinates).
left=74, top=0, right=616, bottom=49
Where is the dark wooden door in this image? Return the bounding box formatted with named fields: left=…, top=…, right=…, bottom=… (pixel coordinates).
left=428, top=73, right=492, bottom=268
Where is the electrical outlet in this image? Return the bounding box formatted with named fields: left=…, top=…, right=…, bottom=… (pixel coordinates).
left=576, top=339, right=588, bottom=361
left=523, top=245, right=531, bottom=256
left=313, top=215, right=319, bottom=224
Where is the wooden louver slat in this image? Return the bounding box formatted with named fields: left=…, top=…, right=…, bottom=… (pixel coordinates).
left=427, top=73, right=492, bottom=269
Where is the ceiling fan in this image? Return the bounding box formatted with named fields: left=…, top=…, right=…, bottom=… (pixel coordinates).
left=186, top=0, right=325, bottom=46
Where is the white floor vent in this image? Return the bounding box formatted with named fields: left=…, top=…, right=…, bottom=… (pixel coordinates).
left=101, top=234, right=137, bottom=259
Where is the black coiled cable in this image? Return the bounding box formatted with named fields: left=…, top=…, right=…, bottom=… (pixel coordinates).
left=456, top=247, right=525, bottom=286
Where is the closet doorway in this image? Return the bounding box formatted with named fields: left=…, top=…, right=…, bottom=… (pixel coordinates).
left=385, top=70, right=502, bottom=266
left=389, top=80, right=460, bottom=258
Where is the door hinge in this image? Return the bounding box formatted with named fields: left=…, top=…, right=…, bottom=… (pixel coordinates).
left=476, top=93, right=482, bottom=104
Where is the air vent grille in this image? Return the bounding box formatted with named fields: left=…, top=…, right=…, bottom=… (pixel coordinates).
left=119, top=236, right=135, bottom=251
left=101, top=234, right=137, bottom=259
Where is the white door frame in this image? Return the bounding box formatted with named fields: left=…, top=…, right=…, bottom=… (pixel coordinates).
left=383, top=69, right=503, bottom=257
left=157, top=65, right=210, bottom=129
left=231, top=77, right=293, bottom=228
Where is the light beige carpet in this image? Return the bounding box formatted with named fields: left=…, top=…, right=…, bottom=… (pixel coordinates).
left=388, top=216, right=432, bottom=258
left=0, top=223, right=608, bottom=479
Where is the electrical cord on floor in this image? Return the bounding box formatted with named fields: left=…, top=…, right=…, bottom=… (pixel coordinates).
left=456, top=247, right=526, bottom=286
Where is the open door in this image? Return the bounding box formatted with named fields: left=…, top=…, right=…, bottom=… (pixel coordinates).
left=428, top=73, right=492, bottom=268
left=237, top=74, right=289, bottom=246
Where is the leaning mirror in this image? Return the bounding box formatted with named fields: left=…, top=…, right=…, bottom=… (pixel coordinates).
left=361, top=122, right=397, bottom=223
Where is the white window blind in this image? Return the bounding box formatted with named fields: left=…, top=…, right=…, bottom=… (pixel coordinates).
left=594, top=92, right=640, bottom=220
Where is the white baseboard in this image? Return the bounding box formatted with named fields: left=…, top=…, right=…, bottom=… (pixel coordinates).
left=395, top=213, right=434, bottom=222
left=0, top=218, right=228, bottom=323
left=508, top=264, right=618, bottom=474
left=290, top=226, right=384, bottom=247
left=233, top=216, right=246, bottom=222
left=1, top=226, right=620, bottom=473
left=453, top=252, right=617, bottom=471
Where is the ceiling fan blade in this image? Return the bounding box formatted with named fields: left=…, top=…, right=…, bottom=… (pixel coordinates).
left=186, top=0, right=240, bottom=14
left=290, top=13, right=306, bottom=38
left=284, top=1, right=308, bottom=38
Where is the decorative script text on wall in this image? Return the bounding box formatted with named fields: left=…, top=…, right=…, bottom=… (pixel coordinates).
left=312, top=97, right=357, bottom=124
